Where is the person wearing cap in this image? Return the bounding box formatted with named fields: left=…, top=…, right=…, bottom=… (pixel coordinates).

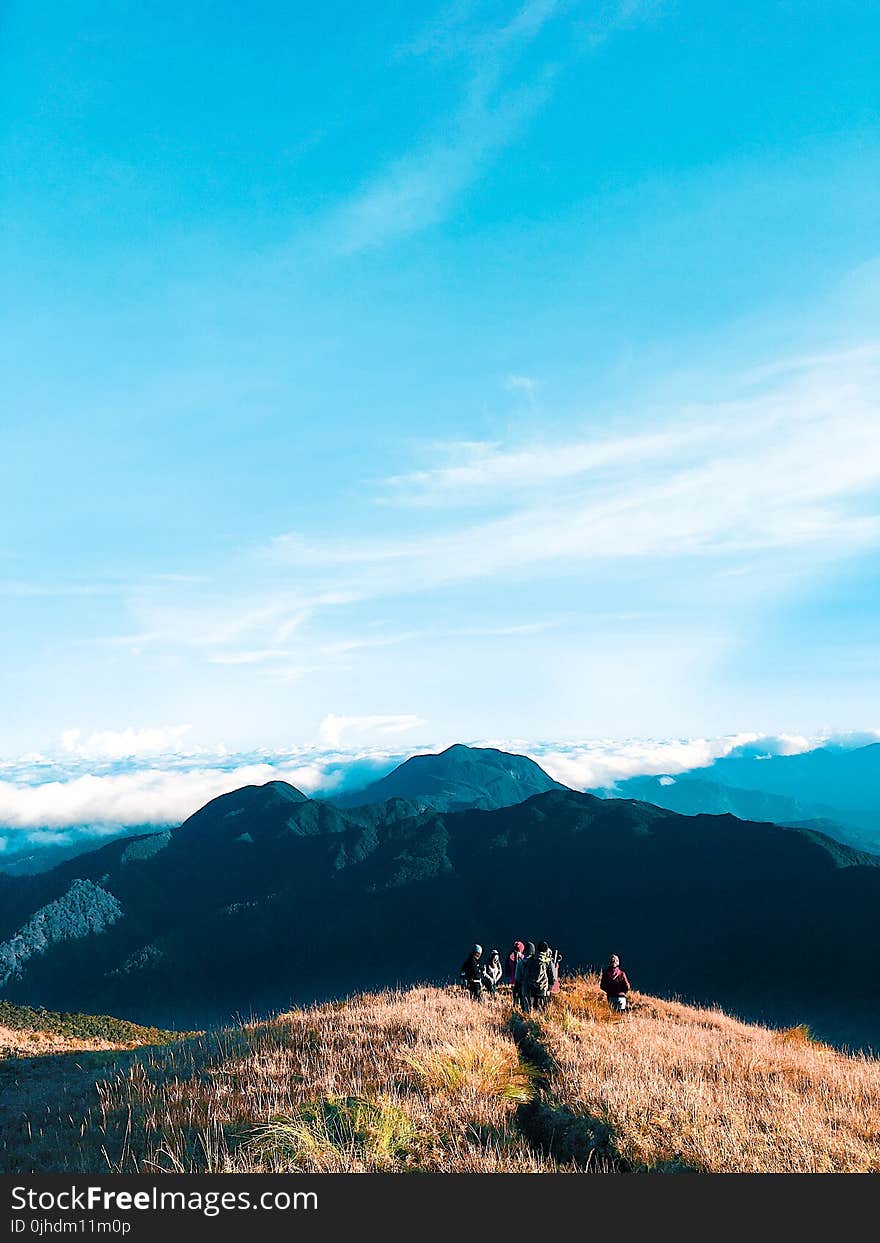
left=460, top=943, right=485, bottom=1002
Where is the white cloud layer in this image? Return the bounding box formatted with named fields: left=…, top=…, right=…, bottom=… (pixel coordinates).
left=61, top=724, right=198, bottom=760
left=523, top=733, right=822, bottom=791
left=0, top=764, right=316, bottom=831
left=2, top=731, right=878, bottom=854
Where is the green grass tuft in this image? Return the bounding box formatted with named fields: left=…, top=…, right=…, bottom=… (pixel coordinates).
left=248, top=1095, right=420, bottom=1170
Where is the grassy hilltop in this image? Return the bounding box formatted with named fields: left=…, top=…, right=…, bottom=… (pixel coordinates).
left=2, top=978, right=879, bottom=1174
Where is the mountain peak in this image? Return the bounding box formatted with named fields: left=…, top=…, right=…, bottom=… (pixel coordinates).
left=331, top=743, right=566, bottom=812
left=173, top=779, right=310, bottom=845
left=260, top=779, right=310, bottom=802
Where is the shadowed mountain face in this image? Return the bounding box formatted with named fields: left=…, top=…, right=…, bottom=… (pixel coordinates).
left=1, top=769, right=880, bottom=1039
left=330, top=743, right=567, bottom=811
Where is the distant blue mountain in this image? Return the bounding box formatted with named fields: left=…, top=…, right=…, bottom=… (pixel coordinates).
left=605, top=742, right=880, bottom=852
left=696, top=742, right=880, bottom=814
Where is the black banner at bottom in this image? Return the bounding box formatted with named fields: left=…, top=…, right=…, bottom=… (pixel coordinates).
left=2, top=1172, right=874, bottom=1240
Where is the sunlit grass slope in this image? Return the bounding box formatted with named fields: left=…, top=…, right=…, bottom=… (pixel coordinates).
left=0, top=999, right=188, bottom=1058
left=2, top=979, right=878, bottom=1173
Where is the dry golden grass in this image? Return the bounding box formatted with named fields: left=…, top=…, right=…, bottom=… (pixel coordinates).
left=538, top=977, right=880, bottom=1173
left=2, top=978, right=878, bottom=1174
left=1, top=987, right=552, bottom=1174
left=0, top=1000, right=190, bottom=1061
left=0, top=1025, right=130, bottom=1058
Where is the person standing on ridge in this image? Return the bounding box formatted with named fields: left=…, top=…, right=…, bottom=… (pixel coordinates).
left=524, top=941, right=558, bottom=1011
left=483, top=948, right=503, bottom=996
left=514, top=942, right=536, bottom=1010
left=460, top=944, right=485, bottom=1002
left=507, top=940, right=525, bottom=993
left=600, top=954, right=632, bottom=1012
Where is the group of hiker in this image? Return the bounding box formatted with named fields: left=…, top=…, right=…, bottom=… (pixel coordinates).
left=459, top=942, right=633, bottom=1013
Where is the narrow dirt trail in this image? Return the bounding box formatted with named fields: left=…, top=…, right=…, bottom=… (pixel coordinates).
left=504, top=1002, right=627, bottom=1172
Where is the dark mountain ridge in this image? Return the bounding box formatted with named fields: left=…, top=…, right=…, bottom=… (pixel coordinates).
left=2, top=764, right=880, bottom=1042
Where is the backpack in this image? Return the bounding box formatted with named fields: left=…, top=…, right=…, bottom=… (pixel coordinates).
left=526, top=952, right=554, bottom=995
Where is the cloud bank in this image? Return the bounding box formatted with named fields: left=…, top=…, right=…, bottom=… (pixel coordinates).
left=2, top=729, right=878, bottom=861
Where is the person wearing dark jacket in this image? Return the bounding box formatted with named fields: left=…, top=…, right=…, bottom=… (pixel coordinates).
left=600, top=954, right=631, bottom=1012
left=483, top=948, right=503, bottom=995
left=514, top=941, right=536, bottom=1010
left=524, top=941, right=558, bottom=1011
left=460, top=944, right=484, bottom=1002
left=507, top=940, right=525, bottom=993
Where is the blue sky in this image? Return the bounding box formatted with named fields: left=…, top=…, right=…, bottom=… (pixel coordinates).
left=2, top=0, right=880, bottom=781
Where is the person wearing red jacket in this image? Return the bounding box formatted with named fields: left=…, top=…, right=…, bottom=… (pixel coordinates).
left=506, top=940, right=525, bottom=983
left=600, top=954, right=631, bottom=1012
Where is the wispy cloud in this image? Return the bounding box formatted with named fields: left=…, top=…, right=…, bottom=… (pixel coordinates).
left=206, top=648, right=300, bottom=666
left=315, top=0, right=650, bottom=253
left=382, top=427, right=693, bottom=504
left=317, top=713, right=426, bottom=747
left=582, top=0, right=666, bottom=49
left=270, top=344, right=880, bottom=597
left=102, top=340, right=880, bottom=677
left=504, top=373, right=540, bottom=402
left=323, top=80, right=554, bottom=254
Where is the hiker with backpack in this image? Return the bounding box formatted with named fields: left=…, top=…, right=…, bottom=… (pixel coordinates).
left=514, top=941, right=536, bottom=1009
left=483, top=948, right=503, bottom=996
left=600, top=954, right=632, bottom=1012
left=460, top=944, right=485, bottom=1002
left=524, top=941, right=558, bottom=1011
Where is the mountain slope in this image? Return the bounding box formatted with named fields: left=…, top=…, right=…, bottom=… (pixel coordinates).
left=0, top=879, right=123, bottom=987
left=331, top=743, right=566, bottom=811
left=0, top=823, right=167, bottom=877
left=3, top=979, right=878, bottom=1174
left=2, top=778, right=880, bottom=1040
